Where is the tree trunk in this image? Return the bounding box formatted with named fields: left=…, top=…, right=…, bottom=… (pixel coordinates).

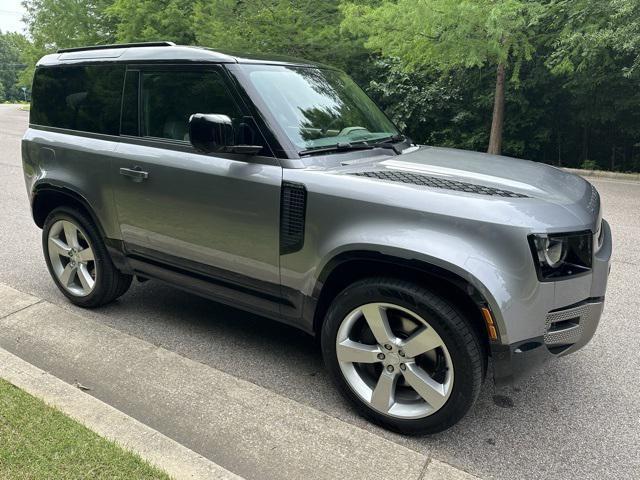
left=611, top=146, right=616, bottom=171
left=582, top=125, right=589, bottom=162
left=488, top=63, right=505, bottom=155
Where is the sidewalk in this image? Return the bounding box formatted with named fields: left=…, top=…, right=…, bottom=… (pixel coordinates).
left=0, top=283, right=478, bottom=480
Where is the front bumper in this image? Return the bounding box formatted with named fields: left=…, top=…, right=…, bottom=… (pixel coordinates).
left=493, top=299, right=604, bottom=386
left=493, top=219, right=611, bottom=386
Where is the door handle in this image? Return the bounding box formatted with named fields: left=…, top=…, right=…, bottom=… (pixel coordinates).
left=119, top=167, right=149, bottom=182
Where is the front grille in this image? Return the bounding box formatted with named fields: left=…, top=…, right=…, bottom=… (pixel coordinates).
left=351, top=170, right=528, bottom=198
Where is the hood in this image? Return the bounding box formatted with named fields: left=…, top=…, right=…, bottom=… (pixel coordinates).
left=335, top=146, right=597, bottom=209
left=321, top=145, right=602, bottom=231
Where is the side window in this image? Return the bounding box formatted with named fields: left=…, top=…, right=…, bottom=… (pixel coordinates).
left=141, top=70, right=242, bottom=141
left=31, top=65, right=124, bottom=135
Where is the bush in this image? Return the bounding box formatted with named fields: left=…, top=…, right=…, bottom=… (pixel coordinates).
left=580, top=160, right=599, bottom=170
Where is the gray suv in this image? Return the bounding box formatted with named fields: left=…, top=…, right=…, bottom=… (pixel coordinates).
left=22, top=42, right=612, bottom=434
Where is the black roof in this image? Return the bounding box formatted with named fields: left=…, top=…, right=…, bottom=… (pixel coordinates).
left=56, top=41, right=177, bottom=53
left=38, top=42, right=326, bottom=68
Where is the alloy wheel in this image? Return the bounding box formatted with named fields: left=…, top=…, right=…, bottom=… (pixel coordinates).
left=47, top=219, right=97, bottom=297
left=336, top=302, right=454, bottom=419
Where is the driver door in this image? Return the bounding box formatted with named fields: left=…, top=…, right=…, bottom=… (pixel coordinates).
left=112, top=65, right=284, bottom=316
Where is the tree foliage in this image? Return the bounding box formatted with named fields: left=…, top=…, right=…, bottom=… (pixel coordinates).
left=107, top=0, right=197, bottom=45
left=192, top=0, right=364, bottom=70
left=0, top=31, right=29, bottom=100
left=341, top=0, right=542, bottom=76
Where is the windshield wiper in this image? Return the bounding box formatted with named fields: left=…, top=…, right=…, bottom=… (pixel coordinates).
left=298, top=135, right=408, bottom=156
left=378, top=133, right=406, bottom=144
left=298, top=142, right=375, bottom=156
left=370, top=134, right=407, bottom=154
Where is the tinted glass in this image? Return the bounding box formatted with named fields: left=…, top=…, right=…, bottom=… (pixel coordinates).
left=141, top=70, right=241, bottom=141
left=121, top=70, right=139, bottom=136
left=242, top=65, right=398, bottom=152
left=31, top=65, right=124, bottom=135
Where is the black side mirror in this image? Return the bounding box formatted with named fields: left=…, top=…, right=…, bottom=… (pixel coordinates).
left=189, top=113, right=234, bottom=153
left=189, top=113, right=263, bottom=155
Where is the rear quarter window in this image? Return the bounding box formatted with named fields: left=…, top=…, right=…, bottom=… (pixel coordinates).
left=31, top=64, right=125, bottom=135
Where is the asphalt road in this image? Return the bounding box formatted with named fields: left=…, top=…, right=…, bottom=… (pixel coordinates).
left=1, top=104, right=638, bottom=479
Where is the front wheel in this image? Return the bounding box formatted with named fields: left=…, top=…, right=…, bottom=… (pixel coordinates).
left=321, top=277, right=483, bottom=434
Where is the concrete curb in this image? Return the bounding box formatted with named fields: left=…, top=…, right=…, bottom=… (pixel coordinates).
left=0, top=348, right=242, bottom=480
left=563, top=167, right=640, bottom=182
left=0, top=282, right=479, bottom=480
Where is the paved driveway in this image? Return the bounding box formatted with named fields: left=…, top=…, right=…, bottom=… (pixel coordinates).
left=1, top=104, right=638, bottom=479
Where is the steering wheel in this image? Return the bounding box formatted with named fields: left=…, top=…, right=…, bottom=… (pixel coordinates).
left=337, top=126, right=369, bottom=137
left=320, top=117, right=341, bottom=135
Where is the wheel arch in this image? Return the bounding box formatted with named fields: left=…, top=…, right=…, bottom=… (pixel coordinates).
left=31, top=184, right=106, bottom=237
left=309, top=250, right=502, bottom=355
left=32, top=183, right=131, bottom=274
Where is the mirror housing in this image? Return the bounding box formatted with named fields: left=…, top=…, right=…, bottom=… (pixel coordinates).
left=189, top=113, right=263, bottom=155
left=189, top=113, right=234, bottom=153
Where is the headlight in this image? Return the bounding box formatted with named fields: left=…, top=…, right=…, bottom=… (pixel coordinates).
left=529, top=231, right=592, bottom=280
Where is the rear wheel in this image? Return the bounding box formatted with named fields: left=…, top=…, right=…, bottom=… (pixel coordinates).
left=43, top=206, right=132, bottom=308
left=321, top=277, right=483, bottom=434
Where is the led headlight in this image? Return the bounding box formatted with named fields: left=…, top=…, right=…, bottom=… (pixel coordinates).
left=529, top=232, right=592, bottom=280
left=538, top=236, right=567, bottom=268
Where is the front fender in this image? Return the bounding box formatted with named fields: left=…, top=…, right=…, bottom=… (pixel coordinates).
left=281, top=171, right=554, bottom=346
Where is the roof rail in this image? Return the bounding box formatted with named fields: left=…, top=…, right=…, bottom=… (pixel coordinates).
left=57, top=41, right=176, bottom=54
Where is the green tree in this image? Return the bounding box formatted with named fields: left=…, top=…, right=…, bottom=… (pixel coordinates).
left=0, top=31, right=30, bottom=101
left=545, top=0, right=640, bottom=169
left=341, top=0, right=544, bottom=155
left=547, top=0, right=640, bottom=79
left=107, top=0, right=196, bottom=44
left=193, top=0, right=365, bottom=71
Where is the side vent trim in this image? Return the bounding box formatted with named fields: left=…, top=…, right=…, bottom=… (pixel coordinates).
left=280, top=181, right=307, bottom=255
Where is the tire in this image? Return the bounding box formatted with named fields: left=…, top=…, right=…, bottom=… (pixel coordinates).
left=42, top=206, right=132, bottom=308
left=321, top=277, right=483, bottom=435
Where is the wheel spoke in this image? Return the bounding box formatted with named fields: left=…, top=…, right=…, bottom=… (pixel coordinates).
left=361, top=304, right=395, bottom=345
left=63, top=221, right=80, bottom=248
left=401, top=327, right=444, bottom=358
left=402, top=363, right=447, bottom=411
left=336, top=339, right=382, bottom=364
left=59, top=263, right=77, bottom=287
left=48, top=237, right=70, bottom=257
left=76, top=247, right=94, bottom=263
left=370, top=370, right=398, bottom=413
left=77, top=264, right=95, bottom=291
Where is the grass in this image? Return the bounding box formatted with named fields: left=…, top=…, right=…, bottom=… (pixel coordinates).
left=0, top=378, right=170, bottom=480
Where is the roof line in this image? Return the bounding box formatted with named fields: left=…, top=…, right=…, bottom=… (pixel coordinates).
left=57, top=41, right=176, bottom=54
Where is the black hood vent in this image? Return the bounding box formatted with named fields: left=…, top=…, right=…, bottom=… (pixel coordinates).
left=351, top=170, right=528, bottom=198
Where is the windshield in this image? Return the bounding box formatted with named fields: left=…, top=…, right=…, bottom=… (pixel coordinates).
left=241, top=65, right=399, bottom=152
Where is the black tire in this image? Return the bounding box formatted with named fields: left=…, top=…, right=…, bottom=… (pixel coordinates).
left=321, top=277, right=483, bottom=435
left=42, top=206, right=132, bottom=308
